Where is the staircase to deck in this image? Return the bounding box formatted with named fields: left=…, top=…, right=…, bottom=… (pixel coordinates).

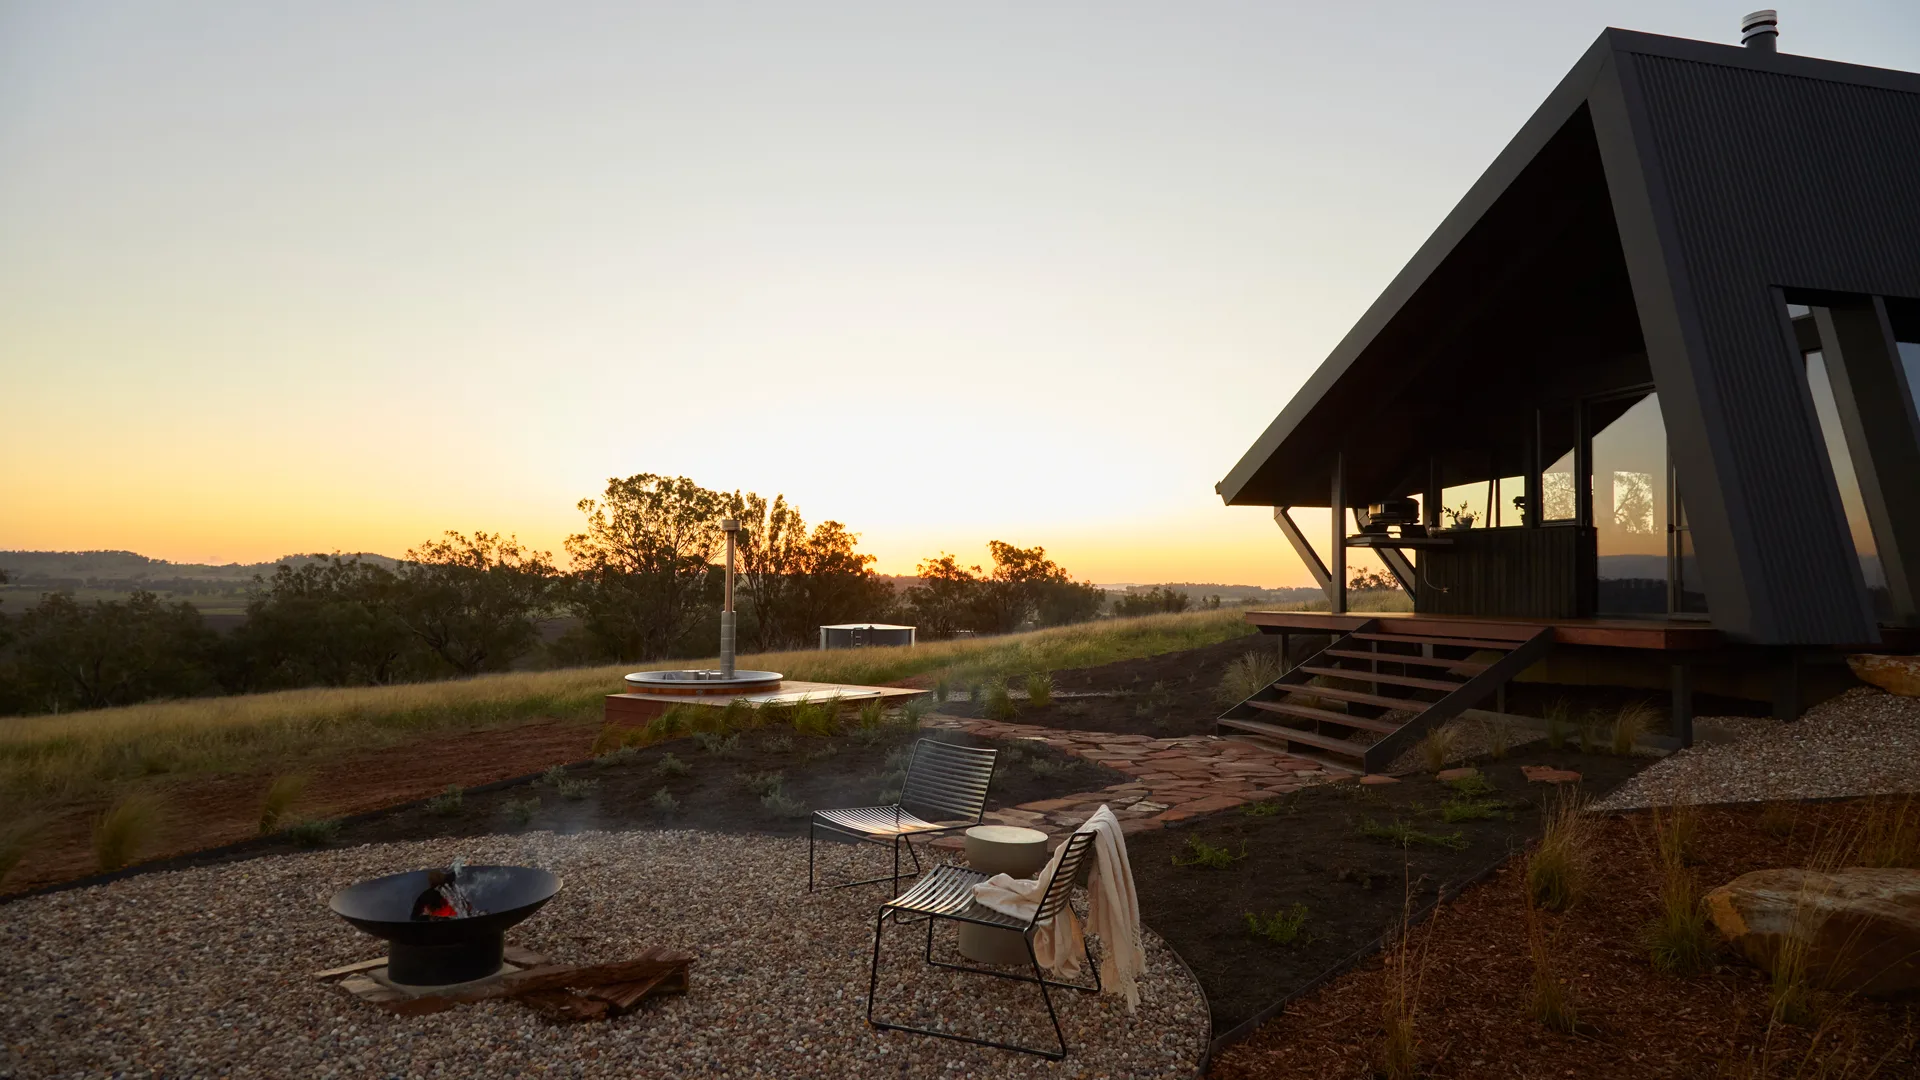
left=1215, top=619, right=1553, bottom=774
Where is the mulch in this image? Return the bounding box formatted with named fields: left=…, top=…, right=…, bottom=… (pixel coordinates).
left=1210, top=799, right=1920, bottom=1079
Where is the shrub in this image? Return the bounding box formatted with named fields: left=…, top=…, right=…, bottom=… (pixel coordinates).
left=502, top=795, right=540, bottom=827
left=966, top=681, right=983, bottom=706
left=649, top=788, right=680, bottom=815
left=739, top=770, right=785, bottom=798
left=762, top=733, right=795, bottom=753
left=856, top=699, right=886, bottom=730
left=1527, top=791, right=1594, bottom=912
left=258, top=773, right=309, bottom=835
left=692, top=731, right=741, bottom=756
left=792, top=698, right=839, bottom=737
left=0, top=817, right=47, bottom=887
left=1025, top=672, right=1054, bottom=708
left=933, top=675, right=951, bottom=703
left=1131, top=680, right=1174, bottom=721
left=1443, top=771, right=1497, bottom=798
left=655, top=752, right=692, bottom=778
left=1359, top=818, right=1469, bottom=850
left=592, top=745, right=641, bottom=768
left=541, top=764, right=570, bottom=786
left=1216, top=650, right=1282, bottom=706
left=588, top=723, right=627, bottom=755
left=1612, top=701, right=1656, bottom=755
left=282, top=816, right=341, bottom=848
left=555, top=777, right=597, bottom=801
left=1245, top=903, right=1312, bottom=945
left=425, top=784, right=465, bottom=816
left=93, top=793, right=164, bottom=871
left=899, top=697, right=930, bottom=726
left=1242, top=799, right=1286, bottom=818
left=1171, top=837, right=1247, bottom=869
left=983, top=680, right=1017, bottom=721
left=1026, top=756, right=1066, bottom=779
left=642, top=706, right=695, bottom=744
left=1439, top=795, right=1507, bottom=823
left=760, top=788, right=806, bottom=818
left=1416, top=724, right=1459, bottom=773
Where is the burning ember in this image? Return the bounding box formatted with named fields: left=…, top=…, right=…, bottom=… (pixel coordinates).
left=409, top=859, right=484, bottom=921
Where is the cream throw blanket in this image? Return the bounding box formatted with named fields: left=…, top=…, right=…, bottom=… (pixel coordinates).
left=969, top=805, right=1147, bottom=1012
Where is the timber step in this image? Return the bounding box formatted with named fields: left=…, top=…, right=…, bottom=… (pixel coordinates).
left=1320, top=649, right=1490, bottom=674
left=1247, top=699, right=1402, bottom=734
left=1297, top=665, right=1468, bottom=692
left=1276, top=684, right=1436, bottom=710
left=1218, top=718, right=1368, bottom=759
left=1351, top=631, right=1528, bottom=651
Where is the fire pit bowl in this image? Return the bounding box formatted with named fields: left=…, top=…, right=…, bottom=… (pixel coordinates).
left=329, top=865, right=561, bottom=986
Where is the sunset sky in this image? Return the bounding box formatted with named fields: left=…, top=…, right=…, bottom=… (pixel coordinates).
left=4, top=2, right=1916, bottom=586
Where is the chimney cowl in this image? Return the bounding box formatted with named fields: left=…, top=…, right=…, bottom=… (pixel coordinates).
left=1741, top=9, right=1779, bottom=52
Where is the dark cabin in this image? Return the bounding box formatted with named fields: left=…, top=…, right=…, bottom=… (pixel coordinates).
left=1212, top=19, right=1920, bottom=772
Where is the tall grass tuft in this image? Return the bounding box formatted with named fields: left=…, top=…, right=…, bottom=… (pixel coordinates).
left=93, top=793, right=164, bottom=872
left=257, top=773, right=309, bottom=835
left=1643, top=802, right=1715, bottom=976
left=1525, top=897, right=1580, bottom=1033
left=1416, top=724, right=1459, bottom=773
left=1216, top=650, right=1282, bottom=706
left=1482, top=714, right=1512, bottom=760
left=1612, top=701, right=1656, bottom=755
left=792, top=697, right=840, bottom=737
left=856, top=699, right=885, bottom=730
left=1851, top=794, right=1919, bottom=868
left=1544, top=698, right=1571, bottom=751
left=1527, top=790, right=1594, bottom=912
left=933, top=675, right=951, bottom=703
left=0, top=816, right=47, bottom=887
left=983, top=680, right=1018, bottom=722
left=1378, top=878, right=1431, bottom=1080
left=1024, top=672, right=1054, bottom=708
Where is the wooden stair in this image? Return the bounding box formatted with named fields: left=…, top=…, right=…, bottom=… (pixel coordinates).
left=1216, top=618, right=1553, bottom=774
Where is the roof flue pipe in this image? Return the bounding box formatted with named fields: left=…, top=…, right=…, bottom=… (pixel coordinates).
left=1741, top=9, right=1779, bottom=52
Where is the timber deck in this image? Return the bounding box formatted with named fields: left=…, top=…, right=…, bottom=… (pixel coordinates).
left=1244, top=610, right=1723, bottom=651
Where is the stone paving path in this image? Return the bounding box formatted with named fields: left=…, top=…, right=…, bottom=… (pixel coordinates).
left=921, top=713, right=1346, bottom=850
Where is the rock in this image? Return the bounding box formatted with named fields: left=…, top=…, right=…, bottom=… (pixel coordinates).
left=1359, top=774, right=1399, bottom=785
left=1436, top=768, right=1479, bottom=782
left=1521, top=765, right=1581, bottom=784
left=1705, top=867, right=1920, bottom=996
left=1847, top=654, right=1920, bottom=697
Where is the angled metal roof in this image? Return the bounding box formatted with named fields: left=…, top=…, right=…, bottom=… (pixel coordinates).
left=1219, top=29, right=1920, bottom=644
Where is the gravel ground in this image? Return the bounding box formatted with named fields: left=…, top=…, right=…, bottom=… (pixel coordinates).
left=1594, top=687, right=1920, bottom=809
left=0, top=830, right=1206, bottom=1080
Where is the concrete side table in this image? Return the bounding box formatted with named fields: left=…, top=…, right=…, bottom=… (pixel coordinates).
left=959, top=825, right=1050, bottom=966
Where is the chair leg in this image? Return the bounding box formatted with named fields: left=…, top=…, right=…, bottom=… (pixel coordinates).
left=808, top=819, right=817, bottom=894
left=866, top=907, right=888, bottom=1026
left=1025, top=933, right=1070, bottom=1060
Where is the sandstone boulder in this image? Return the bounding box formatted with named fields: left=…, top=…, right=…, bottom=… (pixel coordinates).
left=1847, top=654, right=1920, bottom=697
left=1705, top=867, right=1920, bottom=996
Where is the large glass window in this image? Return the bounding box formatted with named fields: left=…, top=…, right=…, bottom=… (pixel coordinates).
left=1672, top=482, right=1709, bottom=615
left=1591, top=393, right=1669, bottom=615
left=1438, top=482, right=1490, bottom=530
left=1900, top=341, right=1920, bottom=422
left=1806, top=350, right=1892, bottom=620
left=1539, top=406, right=1578, bottom=523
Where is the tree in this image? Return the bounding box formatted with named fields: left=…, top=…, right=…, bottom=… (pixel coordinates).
left=230, top=555, right=418, bottom=689
left=563, top=474, right=729, bottom=661
left=1349, top=568, right=1402, bottom=593
left=1113, top=586, right=1190, bottom=617
left=11, top=589, right=216, bottom=711
left=395, top=531, right=557, bottom=675
left=903, top=553, right=984, bottom=638
left=732, top=492, right=810, bottom=652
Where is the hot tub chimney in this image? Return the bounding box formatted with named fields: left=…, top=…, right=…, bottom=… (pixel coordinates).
left=1741, top=9, right=1779, bottom=52
left=719, top=518, right=740, bottom=679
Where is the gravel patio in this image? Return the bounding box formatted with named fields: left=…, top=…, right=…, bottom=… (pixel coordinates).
left=0, top=829, right=1208, bottom=1079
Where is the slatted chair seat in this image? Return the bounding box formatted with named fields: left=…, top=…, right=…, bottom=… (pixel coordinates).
left=812, top=806, right=950, bottom=837
left=808, top=738, right=999, bottom=894
left=866, top=829, right=1102, bottom=1060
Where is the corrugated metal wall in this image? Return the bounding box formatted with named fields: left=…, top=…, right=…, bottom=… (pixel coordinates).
left=1619, top=51, right=1920, bottom=642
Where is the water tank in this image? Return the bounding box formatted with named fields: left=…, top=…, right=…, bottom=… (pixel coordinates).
left=818, top=623, right=917, bottom=650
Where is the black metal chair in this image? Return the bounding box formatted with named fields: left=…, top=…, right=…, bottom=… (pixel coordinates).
left=808, top=738, right=998, bottom=895
left=865, top=830, right=1101, bottom=1060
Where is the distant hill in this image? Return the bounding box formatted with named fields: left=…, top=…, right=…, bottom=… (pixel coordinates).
left=1102, top=582, right=1325, bottom=604
left=0, top=550, right=400, bottom=583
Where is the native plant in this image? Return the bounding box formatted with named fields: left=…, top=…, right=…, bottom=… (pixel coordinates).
left=1245, top=903, right=1312, bottom=945
left=258, top=773, right=309, bottom=835
left=1359, top=818, right=1469, bottom=850
left=1025, top=672, right=1054, bottom=708
left=502, top=795, right=540, bottom=827
left=1416, top=724, right=1459, bottom=773
left=649, top=788, right=680, bottom=815
left=281, top=816, right=341, bottom=847
left=983, top=680, right=1018, bottom=721
left=792, top=698, right=839, bottom=737
left=1851, top=794, right=1919, bottom=868
left=1216, top=649, right=1282, bottom=706
left=1612, top=701, right=1656, bottom=755
left=555, top=777, right=597, bottom=801
left=1525, top=896, right=1580, bottom=1033
left=1172, top=837, right=1248, bottom=869
left=1544, top=698, right=1572, bottom=750
left=1758, top=801, right=1799, bottom=840
left=1527, top=790, right=1595, bottom=912
left=739, top=771, right=785, bottom=798
left=592, top=745, right=641, bottom=768
left=933, top=675, right=951, bottom=703
left=1482, top=714, right=1513, bottom=760
left=1643, top=802, right=1715, bottom=976
left=425, top=784, right=465, bottom=816
left=1378, top=877, right=1432, bottom=1080
left=93, top=793, right=164, bottom=872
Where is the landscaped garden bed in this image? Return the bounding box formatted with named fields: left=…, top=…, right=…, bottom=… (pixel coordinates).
left=1209, top=795, right=1920, bottom=1079
left=1126, top=749, right=1648, bottom=1035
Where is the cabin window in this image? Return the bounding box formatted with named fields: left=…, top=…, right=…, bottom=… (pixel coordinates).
left=1494, top=475, right=1527, bottom=527
left=1537, top=405, right=1579, bottom=523
left=1590, top=392, right=1669, bottom=615
left=1438, top=482, right=1491, bottom=530
left=1805, top=350, right=1892, bottom=620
